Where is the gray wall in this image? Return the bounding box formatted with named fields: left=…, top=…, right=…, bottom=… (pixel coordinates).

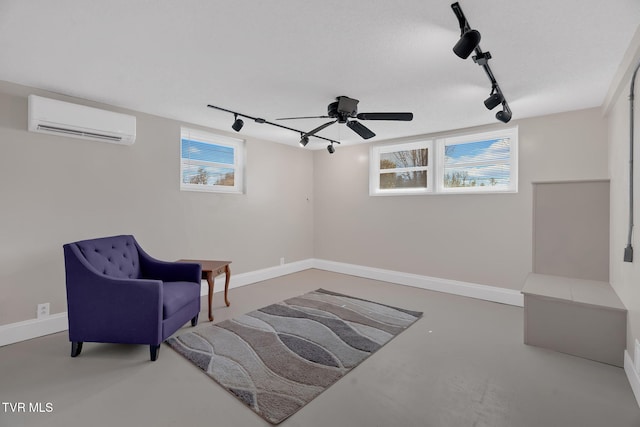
left=607, top=32, right=640, bottom=354
left=313, top=108, right=609, bottom=290
left=533, top=180, right=610, bottom=281
left=0, top=81, right=612, bottom=328
left=0, top=81, right=314, bottom=325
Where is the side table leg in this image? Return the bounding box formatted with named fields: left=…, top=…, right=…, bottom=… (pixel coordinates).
left=224, top=265, right=231, bottom=307
left=206, top=272, right=214, bottom=321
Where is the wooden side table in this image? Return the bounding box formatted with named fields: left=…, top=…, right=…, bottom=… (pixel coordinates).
left=178, top=259, right=231, bottom=321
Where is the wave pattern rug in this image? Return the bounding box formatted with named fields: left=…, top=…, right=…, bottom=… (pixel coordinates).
left=166, top=288, right=423, bottom=424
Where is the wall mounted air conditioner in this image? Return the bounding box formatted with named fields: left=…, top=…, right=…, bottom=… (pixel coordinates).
left=28, top=95, right=136, bottom=145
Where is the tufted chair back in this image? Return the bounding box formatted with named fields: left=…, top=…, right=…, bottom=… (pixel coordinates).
left=74, top=235, right=141, bottom=279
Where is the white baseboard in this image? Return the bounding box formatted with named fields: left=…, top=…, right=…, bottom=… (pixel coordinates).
left=0, top=258, right=523, bottom=347
left=0, top=313, right=68, bottom=348
left=0, top=259, right=315, bottom=348
left=199, top=258, right=314, bottom=296
left=311, top=259, right=524, bottom=307
left=625, top=350, right=640, bottom=407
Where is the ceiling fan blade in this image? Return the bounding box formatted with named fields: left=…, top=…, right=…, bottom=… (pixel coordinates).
left=276, top=115, right=331, bottom=120
left=346, top=120, right=376, bottom=139
left=305, top=120, right=337, bottom=137
left=356, top=112, right=414, bottom=121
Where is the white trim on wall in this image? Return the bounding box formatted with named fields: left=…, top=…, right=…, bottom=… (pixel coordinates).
left=198, top=258, right=314, bottom=296
left=625, top=350, right=640, bottom=408
left=3, top=277, right=231, bottom=343
left=0, top=258, right=523, bottom=347
left=0, top=313, right=68, bottom=348
left=0, top=259, right=314, bottom=347
left=312, top=259, right=524, bottom=307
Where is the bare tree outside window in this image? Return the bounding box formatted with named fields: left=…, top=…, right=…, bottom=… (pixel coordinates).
left=379, top=148, right=428, bottom=189
left=189, top=167, right=209, bottom=184
left=215, top=172, right=235, bottom=186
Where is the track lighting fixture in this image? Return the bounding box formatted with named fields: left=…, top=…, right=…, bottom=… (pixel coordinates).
left=484, top=88, right=504, bottom=110
left=496, top=103, right=512, bottom=123
left=451, top=2, right=512, bottom=124
left=207, top=104, right=340, bottom=150
left=231, top=114, right=244, bottom=132
left=453, top=29, right=481, bottom=60
left=327, top=143, right=335, bottom=154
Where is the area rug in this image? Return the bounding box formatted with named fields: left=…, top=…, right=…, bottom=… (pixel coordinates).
left=166, top=288, right=423, bottom=424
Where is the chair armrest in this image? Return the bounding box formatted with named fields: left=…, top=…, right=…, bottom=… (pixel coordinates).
left=134, top=241, right=201, bottom=283
left=64, top=244, right=164, bottom=345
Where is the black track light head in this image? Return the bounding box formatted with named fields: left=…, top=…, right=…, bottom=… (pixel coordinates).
left=453, top=29, right=481, bottom=59
left=496, top=107, right=512, bottom=123
left=484, top=92, right=504, bottom=110
left=232, top=114, right=244, bottom=132
left=299, top=134, right=309, bottom=147
left=327, top=144, right=335, bottom=154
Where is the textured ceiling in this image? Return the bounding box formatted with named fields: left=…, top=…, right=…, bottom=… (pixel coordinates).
left=1, top=0, right=639, bottom=148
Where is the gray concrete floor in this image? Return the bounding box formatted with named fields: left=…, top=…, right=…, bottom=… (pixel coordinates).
left=1, top=269, right=639, bottom=427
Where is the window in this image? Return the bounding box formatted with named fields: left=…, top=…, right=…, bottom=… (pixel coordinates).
left=180, top=128, right=244, bottom=194
left=436, top=128, right=517, bottom=193
left=370, top=127, right=517, bottom=196
left=370, top=140, right=433, bottom=195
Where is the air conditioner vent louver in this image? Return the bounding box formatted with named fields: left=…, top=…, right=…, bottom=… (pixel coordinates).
left=36, top=124, right=123, bottom=142
left=28, top=95, right=136, bottom=145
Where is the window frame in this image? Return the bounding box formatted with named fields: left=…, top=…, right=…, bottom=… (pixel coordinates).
left=369, top=139, right=434, bottom=196
left=370, top=127, right=518, bottom=196
left=180, top=127, right=245, bottom=194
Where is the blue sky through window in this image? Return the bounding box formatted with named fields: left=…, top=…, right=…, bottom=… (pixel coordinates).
left=181, top=138, right=234, bottom=164
left=180, top=128, right=244, bottom=193
left=444, top=138, right=511, bottom=187
left=445, top=138, right=509, bottom=164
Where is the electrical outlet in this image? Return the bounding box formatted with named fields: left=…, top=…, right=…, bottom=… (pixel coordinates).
left=280, top=257, right=285, bottom=265
left=635, top=339, right=640, bottom=371
left=37, top=303, right=50, bottom=319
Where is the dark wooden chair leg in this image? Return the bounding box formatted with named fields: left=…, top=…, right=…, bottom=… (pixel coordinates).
left=191, top=314, right=199, bottom=327
left=71, top=342, right=83, bottom=357
left=150, top=344, right=160, bottom=361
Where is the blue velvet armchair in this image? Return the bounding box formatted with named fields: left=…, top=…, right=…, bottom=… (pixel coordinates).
left=63, top=235, right=201, bottom=361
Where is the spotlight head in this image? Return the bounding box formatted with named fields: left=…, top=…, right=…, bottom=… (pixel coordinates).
left=299, top=135, right=309, bottom=147
left=496, top=109, right=512, bottom=123
left=327, top=144, right=335, bottom=154
left=232, top=115, right=244, bottom=132
left=453, top=29, right=481, bottom=59
left=484, top=92, right=504, bottom=110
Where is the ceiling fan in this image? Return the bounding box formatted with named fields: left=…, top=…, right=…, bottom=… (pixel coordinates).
left=277, top=96, right=413, bottom=141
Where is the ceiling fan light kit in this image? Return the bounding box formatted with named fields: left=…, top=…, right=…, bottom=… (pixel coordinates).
left=451, top=2, right=512, bottom=123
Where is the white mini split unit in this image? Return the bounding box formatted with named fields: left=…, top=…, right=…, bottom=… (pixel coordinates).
left=28, top=95, right=136, bottom=145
